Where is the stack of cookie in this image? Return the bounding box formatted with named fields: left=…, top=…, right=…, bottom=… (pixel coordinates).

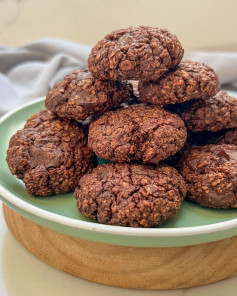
left=7, top=26, right=237, bottom=228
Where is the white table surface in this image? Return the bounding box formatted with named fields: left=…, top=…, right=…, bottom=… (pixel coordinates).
left=1, top=201, right=237, bottom=296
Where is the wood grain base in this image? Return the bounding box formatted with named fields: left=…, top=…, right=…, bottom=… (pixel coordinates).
left=3, top=204, right=237, bottom=289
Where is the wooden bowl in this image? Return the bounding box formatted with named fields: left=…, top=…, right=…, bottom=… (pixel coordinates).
left=3, top=204, right=237, bottom=289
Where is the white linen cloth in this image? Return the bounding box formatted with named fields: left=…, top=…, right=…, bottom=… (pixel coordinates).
left=0, top=38, right=237, bottom=115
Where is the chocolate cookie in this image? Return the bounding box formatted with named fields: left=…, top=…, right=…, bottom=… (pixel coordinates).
left=139, top=60, right=220, bottom=105
left=178, top=91, right=237, bottom=132
left=88, top=26, right=184, bottom=81
left=75, top=163, right=187, bottom=227
left=45, top=69, right=133, bottom=121
left=7, top=110, right=96, bottom=196
left=88, top=105, right=187, bottom=164
left=219, top=129, right=237, bottom=146
left=180, top=144, right=237, bottom=209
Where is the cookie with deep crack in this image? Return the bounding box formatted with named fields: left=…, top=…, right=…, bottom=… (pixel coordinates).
left=75, top=163, right=187, bottom=227
left=88, top=26, right=184, bottom=81
left=88, top=104, right=187, bottom=164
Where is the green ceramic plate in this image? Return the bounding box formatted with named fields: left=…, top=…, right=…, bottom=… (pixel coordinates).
left=1, top=98, right=237, bottom=247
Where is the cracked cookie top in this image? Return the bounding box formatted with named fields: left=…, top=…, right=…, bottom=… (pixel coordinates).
left=88, top=104, right=187, bottom=164
left=75, top=163, right=187, bottom=227
left=88, top=26, right=184, bottom=81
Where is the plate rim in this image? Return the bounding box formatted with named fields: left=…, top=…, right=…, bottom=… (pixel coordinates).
left=1, top=97, right=237, bottom=238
